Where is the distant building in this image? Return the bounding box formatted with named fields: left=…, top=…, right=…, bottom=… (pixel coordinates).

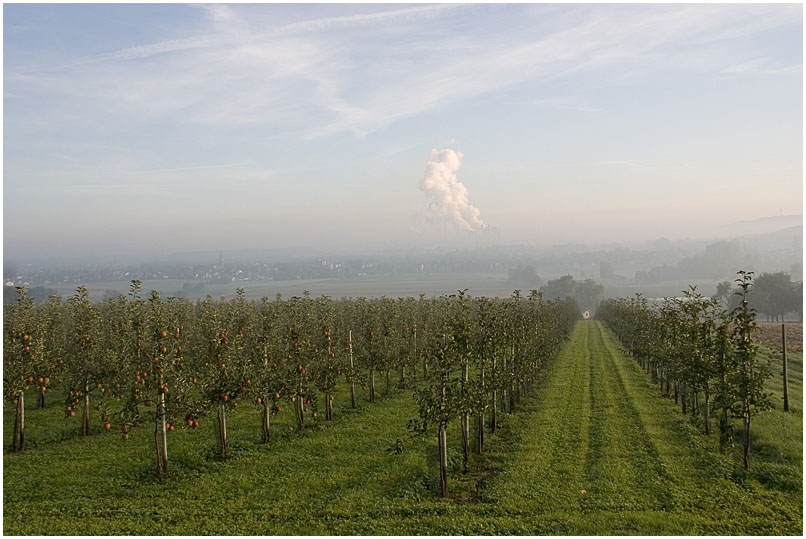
left=583, top=310, right=591, bottom=320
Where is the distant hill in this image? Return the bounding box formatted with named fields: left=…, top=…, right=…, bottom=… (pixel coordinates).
left=719, top=214, right=802, bottom=238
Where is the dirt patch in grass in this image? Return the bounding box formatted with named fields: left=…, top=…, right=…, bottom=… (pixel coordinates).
left=754, top=323, right=802, bottom=352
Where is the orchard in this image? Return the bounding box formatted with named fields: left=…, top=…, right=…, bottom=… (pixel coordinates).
left=4, top=282, right=576, bottom=488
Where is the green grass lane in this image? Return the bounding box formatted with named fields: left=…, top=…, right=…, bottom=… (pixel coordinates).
left=482, top=320, right=592, bottom=514
left=598, top=322, right=801, bottom=534
left=480, top=321, right=801, bottom=534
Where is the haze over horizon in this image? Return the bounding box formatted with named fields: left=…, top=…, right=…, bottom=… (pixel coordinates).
left=4, top=3, right=803, bottom=262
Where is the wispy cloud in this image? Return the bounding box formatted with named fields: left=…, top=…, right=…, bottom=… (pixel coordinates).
left=721, top=57, right=802, bottom=75
left=5, top=4, right=801, bottom=141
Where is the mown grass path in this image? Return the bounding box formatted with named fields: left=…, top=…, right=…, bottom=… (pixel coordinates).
left=481, top=321, right=801, bottom=534
left=4, top=321, right=801, bottom=534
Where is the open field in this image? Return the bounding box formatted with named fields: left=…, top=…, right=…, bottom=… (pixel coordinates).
left=46, top=273, right=738, bottom=303
left=48, top=273, right=518, bottom=302
left=755, top=323, right=803, bottom=352
left=4, top=321, right=801, bottom=534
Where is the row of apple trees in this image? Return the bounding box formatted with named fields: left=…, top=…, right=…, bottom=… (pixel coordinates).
left=596, top=271, right=771, bottom=469
left=4, top=281, right=578, bottom=486
left=410, top=289, right=579, bottom=495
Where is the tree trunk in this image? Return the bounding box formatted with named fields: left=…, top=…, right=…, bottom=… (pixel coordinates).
left=385, top=369, right=390, bottom=395
left=296, top=395, right=305, bottom=431
left=158, top=390, right=168, bottom=474
left=719, top=346, right=731, bottom=451
left=703, top=386, right=710, bottom=435
left=782, top=324, right=789, bottom=412
left=476, top=412, right=484, bottom=454
left=674, top=380, right=679, bottom=404
left=15, top=392, right=24, bottom=451
left=218, top=401, right=228, bottom=457
left=369, top=370, right=375, bottom=403
left=490, top=391, right=497, bottom=434
left=681, top=382, right=687, bottom=415
left=262, top=399, right=271, bottom=443
left=13, top=397, right=20, bottom=451
left=743, top=408, right=751, bottom=469
left=38, top=389, right=45, bottom=409
left=83, top=390, right=90, bottom=436
left=348, top=330, right=356, bottom=408
left=462, top=359, right=469, bottom=473
left=461, top=411, right=469, bottom=474
left=438, top=424, right=448, bottom=497
left=326, top=392, right=333, bottom=421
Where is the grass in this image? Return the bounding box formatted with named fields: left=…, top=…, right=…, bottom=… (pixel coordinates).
left=4, top=322, right=802, bottom=534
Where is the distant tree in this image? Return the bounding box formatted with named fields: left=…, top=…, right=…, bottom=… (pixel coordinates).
left=704, top=241, right=742, bottom=279
left=102, top=289, right=121, bottom=301
left=712, top=280, right=733, bottom=307
left=599, top=261, right=615, bottom=280
left=539, top=275, right=576, bottom=301
left=575, top=279, right=605, bottom=313
left=751, top=272, right=801, bottom=321
left=177, top=282, right=208, bottom=298
left=790, top=263, right=802, bottom=281
left=4, top=286, right=57, bottom=305
left=507, top=265, right=543, bottom=289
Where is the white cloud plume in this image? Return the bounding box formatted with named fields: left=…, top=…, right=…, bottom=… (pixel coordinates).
left=419, top=149, right=486, bottom=232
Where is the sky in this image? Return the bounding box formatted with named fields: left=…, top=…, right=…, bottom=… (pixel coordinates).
left=3, top=3, right=803, bottom=261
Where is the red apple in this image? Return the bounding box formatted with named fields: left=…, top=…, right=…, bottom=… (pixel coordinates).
left=122, top=433, right=129, bottom=440
left=104, top=423, right=111, bottom=430
left=160, top=331, right=167, bottom=338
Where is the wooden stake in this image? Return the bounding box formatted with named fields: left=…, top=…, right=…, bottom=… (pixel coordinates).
left=782, top=323, right=789, bottom=412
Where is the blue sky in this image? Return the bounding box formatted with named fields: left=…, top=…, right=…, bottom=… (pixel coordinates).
left=3, top=3, right=803, bottom=260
